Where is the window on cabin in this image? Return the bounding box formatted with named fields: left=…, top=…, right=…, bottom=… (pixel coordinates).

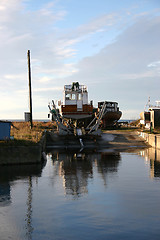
left=65, top=93, right=71, bottom=100
left=72, top=94, right=76, bottom=100
left=78, top=93, right=82, bottom=100
left=65, top=93, right=76, bottom=100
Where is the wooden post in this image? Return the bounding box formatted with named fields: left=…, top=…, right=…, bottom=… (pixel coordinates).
left=27, top=50, right=33, bottom=129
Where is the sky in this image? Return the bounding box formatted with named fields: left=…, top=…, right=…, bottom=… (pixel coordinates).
left=0, top=0, right=160, bottom=120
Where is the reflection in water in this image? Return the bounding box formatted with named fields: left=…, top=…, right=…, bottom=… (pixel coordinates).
left=0, top=163, right=45, bottom=240
left=0, top=183, right=11, bottom=206
left=1, top=150, right=160, bottom=239
left=48, top=150, right=121, bottom=197
left=25, top=176, right=33, bottom=240
left=140, top=148, right=160, bottom=179
left=97, top=152, right=120, bottom=186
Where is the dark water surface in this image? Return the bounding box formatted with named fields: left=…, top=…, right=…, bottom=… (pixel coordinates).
left=0, top=148, right=160, bottom=240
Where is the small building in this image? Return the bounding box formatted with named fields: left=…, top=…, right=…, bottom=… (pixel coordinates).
left=24, top=112, right=31, bottom=122
left=141, top=101, right=160, bottom=129
left=150, top=109, right=160, bottom=129
left=143, top=108, right=160, bottom=129
left=0, top=121, right=11, bottom=140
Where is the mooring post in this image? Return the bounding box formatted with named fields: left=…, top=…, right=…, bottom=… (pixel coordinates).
left=27, top=50, right=33, bottom=129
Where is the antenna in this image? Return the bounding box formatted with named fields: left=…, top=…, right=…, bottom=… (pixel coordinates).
left=148, top=96, right=150, bottom=107
left=144, top=97, right=151, bottom=111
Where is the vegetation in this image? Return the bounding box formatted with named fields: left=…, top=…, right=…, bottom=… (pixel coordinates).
left=0, top=121, right=56, bottom=146
left=11, top=121, right=56, bottom=142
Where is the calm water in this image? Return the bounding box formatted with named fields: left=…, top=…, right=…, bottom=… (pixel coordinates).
left=0, top=148, right=160, bottom=240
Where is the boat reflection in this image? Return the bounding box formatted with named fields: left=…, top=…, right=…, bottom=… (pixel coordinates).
left=139, top=148, right=160, bottom=179
left=48, top=150, right=121, bottom=197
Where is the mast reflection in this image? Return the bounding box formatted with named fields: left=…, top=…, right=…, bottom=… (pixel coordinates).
left=0, top=163, right=45, bottom=239
left=25, top=176, right=33, bottom=240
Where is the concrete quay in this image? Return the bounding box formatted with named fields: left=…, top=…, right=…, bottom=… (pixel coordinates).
left=0, top=145, right=42, bottom=165
left=0, top=130, right=149, bottom=165
left=102, top=130, right=148, bottom=150
left=46, top=130, right=148, bottom=151
left=138, top=132, right=160, bottom=150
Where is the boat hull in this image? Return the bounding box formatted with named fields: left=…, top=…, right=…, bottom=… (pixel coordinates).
left=102, top=111, right=122, bottom=127
left=61, top=104, right=93, bottom=120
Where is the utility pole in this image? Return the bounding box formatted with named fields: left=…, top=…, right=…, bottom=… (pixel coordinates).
left=27, top=50, right=33, bottom=129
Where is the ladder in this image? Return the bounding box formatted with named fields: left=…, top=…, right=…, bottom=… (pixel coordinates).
left=48, top=101, right=72, bottom=135
left=87, top=101, right=106, bottom=135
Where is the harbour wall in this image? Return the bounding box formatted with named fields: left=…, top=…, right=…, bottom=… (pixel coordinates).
left=138, top=132, right=160, bottom=150
left=39, top=131, right=47, bottom=152
left=0, top=145, right=42, bottom=165
left=0, top=132, right=47, bottom=165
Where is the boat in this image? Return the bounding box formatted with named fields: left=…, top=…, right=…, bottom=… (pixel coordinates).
left=58, top=82, right=93, bottom=121
left=140, top=98, right=160, bottom=129
left=48, top=82, right=122, bottom=136
left=98, top=101, right=122, bottom=128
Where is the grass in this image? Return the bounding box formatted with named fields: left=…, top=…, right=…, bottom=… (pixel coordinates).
left=11, top=121, right=56, bottom=142
left=0, top=139, right=38, bottom=146
left=0, top=121, right=56, bottom=146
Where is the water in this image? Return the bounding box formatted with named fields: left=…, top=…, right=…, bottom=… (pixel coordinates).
left=0, top=148, right=160, bottom=240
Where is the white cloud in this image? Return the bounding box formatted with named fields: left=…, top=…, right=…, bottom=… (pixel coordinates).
left=148, top=61, right=160, bottom=67
left=17, top=87, right=62, bottom=93
left=4, top=74, right=26, bottom=80
left=75, top=13, right=118, bottom=35
left=39, top=77, right=51, bottom=83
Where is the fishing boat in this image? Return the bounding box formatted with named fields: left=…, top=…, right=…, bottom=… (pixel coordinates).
left=98, top=101, right=122, bottom=128
left=48, top=82, right=122, bottom=136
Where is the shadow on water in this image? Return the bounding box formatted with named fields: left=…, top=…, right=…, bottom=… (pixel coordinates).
left=47, top=149, right=121, bottom=197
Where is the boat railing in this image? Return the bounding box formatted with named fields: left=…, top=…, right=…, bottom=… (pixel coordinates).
left=64, top=85, right=87, bottom=92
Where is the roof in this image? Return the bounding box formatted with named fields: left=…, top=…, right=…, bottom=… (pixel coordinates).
left=0, top=120, right=12, bottom=124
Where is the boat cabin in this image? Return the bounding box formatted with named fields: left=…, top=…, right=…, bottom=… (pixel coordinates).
left=60, top=82, right=93, bottom=120
left=98, top=101, right=122, bottom=127
left=98, top=101, right=120, bottom=112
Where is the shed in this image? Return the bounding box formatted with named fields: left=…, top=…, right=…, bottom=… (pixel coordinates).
left=0, top=121, right=11, bottom=140
left=150, top=109, right=160, bottom=129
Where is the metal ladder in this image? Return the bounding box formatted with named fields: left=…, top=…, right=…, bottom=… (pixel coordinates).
left=87, top=101, right=106, bottom=135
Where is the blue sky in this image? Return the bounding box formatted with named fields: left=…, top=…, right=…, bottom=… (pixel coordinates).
left=0, top=0, right=160, bottom=119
